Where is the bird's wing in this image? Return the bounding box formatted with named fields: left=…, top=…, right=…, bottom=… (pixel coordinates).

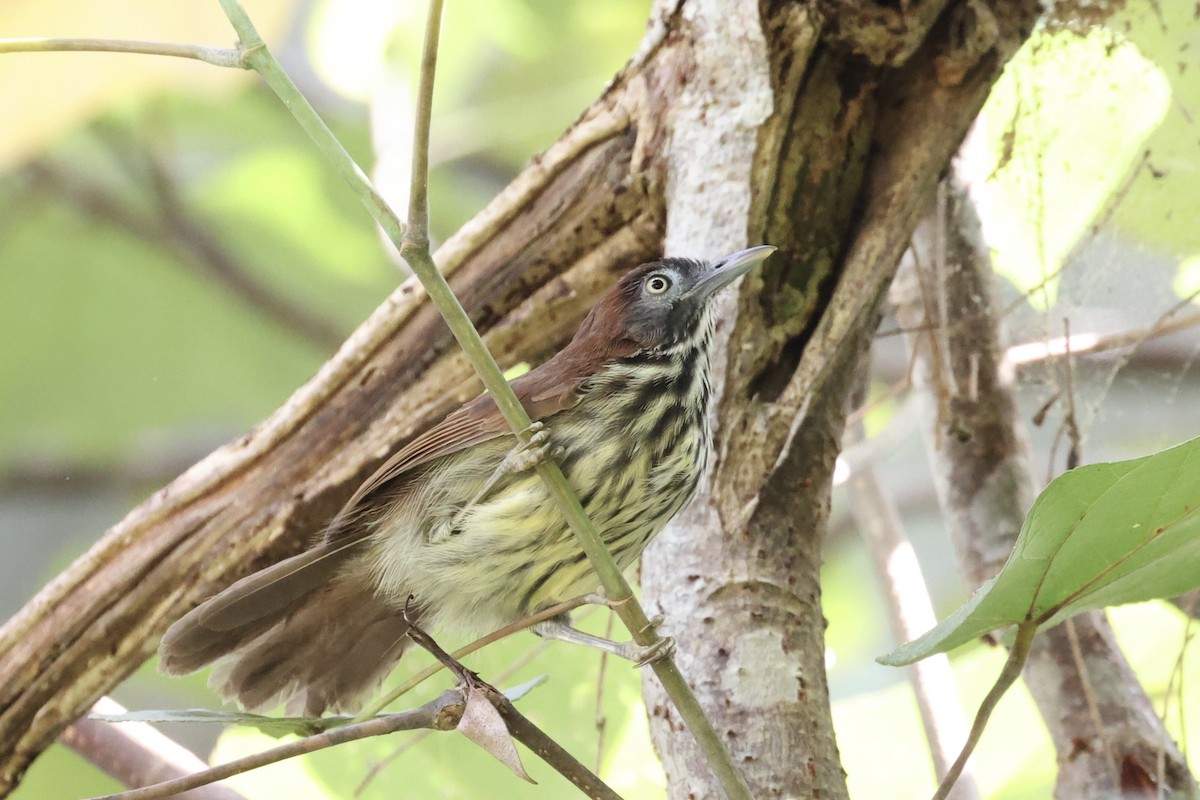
left=333, top=363, right=592, bottom=529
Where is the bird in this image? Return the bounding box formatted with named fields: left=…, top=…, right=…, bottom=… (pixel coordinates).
left=159, top=245, right=775, bottom=716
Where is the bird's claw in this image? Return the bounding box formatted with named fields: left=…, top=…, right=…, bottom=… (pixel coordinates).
left=620, top=636, right=675, bottom=667
left=505, top=425, right=560, bottom=473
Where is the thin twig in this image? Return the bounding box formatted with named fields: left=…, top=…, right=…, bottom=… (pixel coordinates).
left=594, top=612, right=615, bottom=774
left=1058, top=285, right=1200, bottom=472
left=403, top=614, right=624, bottom=800
left=357, top=594, right=594, bottom=719
left=878, top=151, right=1153, bottom=343
left=25, top=156, right=345, bottom=351
left=1063, top=619, right=1119, bottom=783
left=89, top=692, right=467, bottom=800
left=1060, top=317, right=1082, bottom=470
left=497, top=699, right=624, bottom=800
left=210, top=1, right=751, bottom=796
left=354, top=638, right=553, bottom=797
left=0, top=38, right=247, bottom=68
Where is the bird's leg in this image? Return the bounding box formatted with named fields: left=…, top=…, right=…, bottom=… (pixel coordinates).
left=533, top=613, right=675, bottom=667
left=449, top=422, right=561, bottom=529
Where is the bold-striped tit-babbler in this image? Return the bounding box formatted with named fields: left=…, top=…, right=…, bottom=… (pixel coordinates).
left=160, top=246, right=775, bottom=715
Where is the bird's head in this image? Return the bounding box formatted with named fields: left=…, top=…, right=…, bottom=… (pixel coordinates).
left=579, top=246, right=776, bottom=355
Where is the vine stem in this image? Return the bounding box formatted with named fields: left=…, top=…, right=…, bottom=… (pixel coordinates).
left=212, top=1, right=753, bottom=797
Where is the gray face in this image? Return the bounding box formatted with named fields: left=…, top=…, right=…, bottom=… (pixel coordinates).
left=617, top=258, right=709, bottom=351
left=618, top=247, right=775, bottom=352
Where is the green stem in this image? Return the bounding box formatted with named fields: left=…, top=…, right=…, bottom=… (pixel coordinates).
left=0, top=37, right=245, bottom=68
left=932, top=621, right=1039, bottom=800
left=216, top=2, right=751, bottom=797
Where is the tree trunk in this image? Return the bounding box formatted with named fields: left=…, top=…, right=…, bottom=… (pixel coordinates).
left=0, top=1, right=1042, bottom=795
left=641, top=0, right=1040, bottom=796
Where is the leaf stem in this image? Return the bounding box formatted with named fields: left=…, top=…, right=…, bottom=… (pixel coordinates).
left=215, top=1, right=751, bottom=797
left=932, top=621, right=1039, bottom=800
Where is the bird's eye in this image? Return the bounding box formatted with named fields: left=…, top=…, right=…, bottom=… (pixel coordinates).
left=645, top=274, right=672, bottom=295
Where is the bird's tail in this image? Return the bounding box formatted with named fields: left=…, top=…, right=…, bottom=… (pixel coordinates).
left=159, top=543, right=415, bottom=716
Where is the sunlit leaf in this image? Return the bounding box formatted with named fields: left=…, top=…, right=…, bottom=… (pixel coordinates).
left=881, top=435, right=1200, bottom=665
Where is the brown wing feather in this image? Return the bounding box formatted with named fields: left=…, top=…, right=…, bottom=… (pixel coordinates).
left=334, top=348, right=610, bottom=531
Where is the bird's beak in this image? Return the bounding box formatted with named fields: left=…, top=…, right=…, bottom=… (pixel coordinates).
left=689, top=245, right=776, bottom=301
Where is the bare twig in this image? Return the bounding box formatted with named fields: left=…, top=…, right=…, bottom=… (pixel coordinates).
left=594, top=613, right=615, bottom=774
left=1060, top=318, right=1082, bottom=471
left=0, top=38, right=246, bottom=68
left=24, top=157, right=345, bottom=351
left=354, top=638, right=553, bottom=797
left=496, top=700, right=623, bottom=800
left=358, top=594, right=594, bottom=718
left=877, top=150, right=1153, bottom=344
left=1003, top=309, right=1200, bottom=366
left=403, top=613, right=624, bottom=800
left=1063, top=619, right=1119, bottom=783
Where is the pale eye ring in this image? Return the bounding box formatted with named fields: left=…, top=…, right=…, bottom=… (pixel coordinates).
left=645, top=274, right=672, bottom=295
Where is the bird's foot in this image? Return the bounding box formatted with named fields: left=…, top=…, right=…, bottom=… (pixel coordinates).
left=616, top=635, right=676, bottom=667
left=533, top=615, right=674, bottom=667
left=503, top=423, right=563, bottom=473
left=446, top=425, right=563, bottom=532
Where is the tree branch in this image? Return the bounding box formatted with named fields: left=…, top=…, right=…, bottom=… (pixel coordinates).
left=0, top=38, right=247, bottom=68
left=402, top=613, right=623, bottom=800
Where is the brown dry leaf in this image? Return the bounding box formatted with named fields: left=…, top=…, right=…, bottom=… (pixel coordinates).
left=457, top=687, right=534, bottom=784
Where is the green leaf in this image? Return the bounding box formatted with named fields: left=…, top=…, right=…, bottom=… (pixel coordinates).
left=93, top=679, right=544, bottom=741
left=881, top=435, right=1200, bottom=666
left=501, top=675, right=548, bottom=702
left=91, top=708, right=353, bottom=738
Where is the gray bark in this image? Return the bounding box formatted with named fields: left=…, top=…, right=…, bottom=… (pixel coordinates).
left=641, top=0, right=1042, bottom=796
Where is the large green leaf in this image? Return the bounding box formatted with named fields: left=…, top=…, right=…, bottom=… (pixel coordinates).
left=881, top=435, right=1200, bottom=666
